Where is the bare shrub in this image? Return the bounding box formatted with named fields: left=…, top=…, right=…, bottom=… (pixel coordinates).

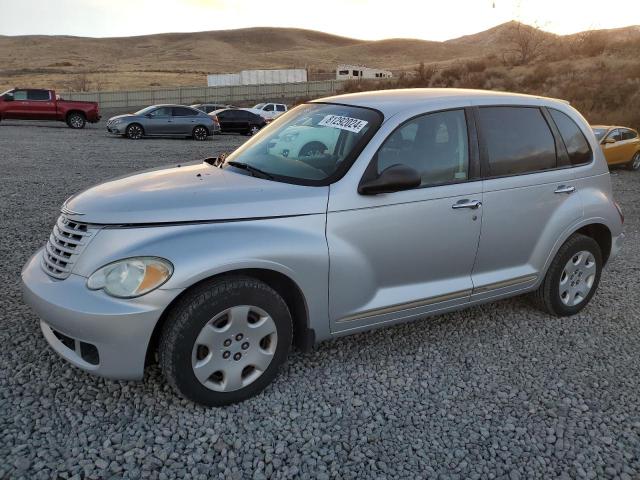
left=570, top=30, right=610, bottom=57
left=500, top=22, right=550, bottom=66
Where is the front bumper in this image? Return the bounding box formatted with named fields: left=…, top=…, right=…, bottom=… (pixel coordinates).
left=21, top=249, right=183, bottom=380
left=106, top=124, right=124, bottom=134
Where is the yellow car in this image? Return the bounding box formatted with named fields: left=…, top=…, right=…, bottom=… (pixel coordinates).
left=592, top=125, right=640, bottom=171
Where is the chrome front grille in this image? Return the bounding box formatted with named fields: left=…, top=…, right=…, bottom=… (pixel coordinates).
left=42, top=215, right=97, bottom=279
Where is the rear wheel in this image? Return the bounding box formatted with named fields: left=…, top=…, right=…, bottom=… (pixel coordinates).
left=159, top=276, right=292, bottom=406
left=125, top=123, right=144, bottom=140
left=628, top=152, right=640, bottom=171
left=246, top=125, right=260, bottom=136
left=66, top=112, right=86, bottom=129
left=532, top=234, right=602, bottom=316
left=192, top=125, right=209, bottom=141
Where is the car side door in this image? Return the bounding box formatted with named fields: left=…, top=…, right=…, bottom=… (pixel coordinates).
left=171, top=107, right=198, bottom=135
left=601, top=129, right=625, bottom=165
left=25, top=89, right=56, bottom=119
left=618, top=128, right=640, bottom=163
left=218, top=110, right=239, bottom=132
left=144, top=107, right=173, bottom=135
left=3, top=89, right=29, bottom=119
left=470, top=106, right=585, bottom=301
left=327, top=108, right=483, bottom=333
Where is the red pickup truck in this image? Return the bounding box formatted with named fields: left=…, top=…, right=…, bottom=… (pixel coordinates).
left=0, top=88, right=100, bottom=129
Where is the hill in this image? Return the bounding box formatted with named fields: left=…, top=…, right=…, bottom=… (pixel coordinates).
left=0, top=23, right=639, bottom=91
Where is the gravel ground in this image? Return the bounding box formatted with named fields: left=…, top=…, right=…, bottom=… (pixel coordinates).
left=1, top=116, right=639, bottom=480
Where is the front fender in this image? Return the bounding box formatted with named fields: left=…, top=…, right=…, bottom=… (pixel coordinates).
left=71, top=214, right=330, bottom=340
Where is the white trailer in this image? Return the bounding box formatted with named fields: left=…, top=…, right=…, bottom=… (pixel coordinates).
left=207, top=69, right=307, bottom=87
left=336, top=64, right=393, bottom=80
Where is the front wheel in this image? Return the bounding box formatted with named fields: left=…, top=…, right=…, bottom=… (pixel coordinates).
left=192, top=125, right=209, bottom=141
left=66, top=112, right=86, bottom=129
left=125, top=123, right=144, bottom=140
left=532, top=234, right=602, bottom=316
left=159, top=276, right=292, bottom=406
left=628, top=152, right=640, bottom=171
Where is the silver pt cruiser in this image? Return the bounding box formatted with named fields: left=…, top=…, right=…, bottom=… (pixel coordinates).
left=22, top=89, right=625, bottom=406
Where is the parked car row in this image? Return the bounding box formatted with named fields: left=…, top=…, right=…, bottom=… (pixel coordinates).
left=105, top=103, right=277, bottom=140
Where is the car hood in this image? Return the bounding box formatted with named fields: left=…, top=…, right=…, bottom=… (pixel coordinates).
left=108, top=113, right=136, bottom=121
left=63, top=161, right=329, bottom=225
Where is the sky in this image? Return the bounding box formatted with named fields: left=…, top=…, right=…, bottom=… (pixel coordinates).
left=0, top=0, right=639, bottom=40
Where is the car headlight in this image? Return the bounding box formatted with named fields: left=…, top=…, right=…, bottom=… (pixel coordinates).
left=87, top=257, right=173, bottom=298
left=112, top=119, right=122, bottom=125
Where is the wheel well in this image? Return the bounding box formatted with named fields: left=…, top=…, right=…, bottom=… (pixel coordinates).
left=193, top=124, right=210, bottom=135
left=575, top=223, right=612, bottom=264
left=127, top=122, right=144, bottom=133
left=66, top=110, right=85, bottom=120
left=145, top=269, right=313, bottom=366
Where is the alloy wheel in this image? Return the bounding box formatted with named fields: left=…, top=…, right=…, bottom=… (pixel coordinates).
left=558, top=250, right=597, bottom=306
left=632, top=153, right=640, bottom=171
left=191, top=305, right=278, bottom=392
left=193, top=126, right=208, bottom=141
left=127, top=125, right=143, bottom=139
left=69, top=114, right=84, bottom=128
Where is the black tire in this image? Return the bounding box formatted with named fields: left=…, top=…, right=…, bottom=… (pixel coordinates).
left=125, top=123, right=144, bottom=140
left=628, top=152, right=640, bottom=171
left=245, top=125, right=260, bottom=136
left=66, top=112, right=86, bottom=129
left=159, top=276, right=292, bottom=406
left=299, top=141, right=328, bottom=157
left=192, top=125, right=209, bottom=141
left=531, top=233, right=602, bottom=316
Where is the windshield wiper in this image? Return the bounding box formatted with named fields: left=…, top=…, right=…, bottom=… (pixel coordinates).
left=226, top=161, right=274, bottom=180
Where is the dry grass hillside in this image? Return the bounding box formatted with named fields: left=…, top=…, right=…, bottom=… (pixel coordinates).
left=0, top=27, right=478, bottom=91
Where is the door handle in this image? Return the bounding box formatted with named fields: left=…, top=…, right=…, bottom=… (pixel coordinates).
left=554, top=185, right=575, bottom=194
left=452, top=199, right=482, bottom=209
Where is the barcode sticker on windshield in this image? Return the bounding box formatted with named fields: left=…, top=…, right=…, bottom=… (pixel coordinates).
left=318, top=115, right=368, bottom=133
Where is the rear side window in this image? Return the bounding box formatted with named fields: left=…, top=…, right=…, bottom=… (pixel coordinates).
left=621, top=129, right=638, bottom=140
left=549, top=109, right=592, bottom=165
left=27, top=90, right=50, bottom=100
left=172, top=107, right=197, bottom=117
left=479, top=107, right=556, bottom=176
left=276, top=105, right=286, bottom=112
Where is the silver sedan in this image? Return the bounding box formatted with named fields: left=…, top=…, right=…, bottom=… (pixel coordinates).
left=106, top=104, right=218, bottom=140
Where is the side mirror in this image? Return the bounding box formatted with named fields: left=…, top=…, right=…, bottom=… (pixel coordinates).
left=145, top=113, right=153, bottom=118
left=358, top=164, right=421, bottom=195
left=603, top=137, right=616, bottom=144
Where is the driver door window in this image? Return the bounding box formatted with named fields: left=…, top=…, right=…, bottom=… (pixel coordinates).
left=149, top=107, right=172, bottom=117
left=375, top=109, right=469, bottom=187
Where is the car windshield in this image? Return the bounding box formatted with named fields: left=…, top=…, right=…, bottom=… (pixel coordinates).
left=253, top=103, right=265, bottom=109
left=1, top=89, right=13, bottom=97
left=222, top=103, right=382, bottom=183
left=134, top=106, right=158, bottom=115
left=592, top=128, right=608, bottom=141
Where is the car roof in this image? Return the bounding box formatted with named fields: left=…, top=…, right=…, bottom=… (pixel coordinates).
left=151, top=104, right=195, bottom=108
left=592, top=125, right=635, bottom=131
left=314, top=88, right=571, bottom=117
